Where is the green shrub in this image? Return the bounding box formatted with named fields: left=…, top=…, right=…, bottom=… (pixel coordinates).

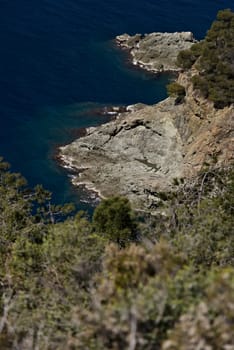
left=167, top=82, right=186, bottom=104
left=177, top=9, right=234, bottom=108
left=191, top=75, right=209, bottom=97
left=177, top=42, right=203, bottom=69
left=93, top=196, right=137, bottom=246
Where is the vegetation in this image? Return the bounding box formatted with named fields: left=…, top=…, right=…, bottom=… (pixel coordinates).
left=0, top=9, right=234, bottom=350
left=177, top=42, right=203, bottom=70
left=0, top=154, right=233, bottom=349
left=166, top=82, right=186, bottom=104
left=177, top=9, right=234, bottom=108
left=93, top=196, right=137, bottom=247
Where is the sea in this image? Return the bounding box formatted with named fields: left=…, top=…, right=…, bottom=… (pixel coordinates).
left=0, top=0, right=233, bottom=212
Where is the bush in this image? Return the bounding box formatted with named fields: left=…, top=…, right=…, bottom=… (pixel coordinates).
left=177, top=42, right=203, bottom=69
left=191, top=75, right=209, bottom=97
left=167, top=82, right=186, bottom=104
left=177, top=9, right=234, bottom=108
left=93, top=196, right=137, bottom=246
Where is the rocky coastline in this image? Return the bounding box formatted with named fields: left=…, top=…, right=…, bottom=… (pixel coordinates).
left=59, top=32, right=234, bottom=212
left=115, top=31, right=197, bottom=73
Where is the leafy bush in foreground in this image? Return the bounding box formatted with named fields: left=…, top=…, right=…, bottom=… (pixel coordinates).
left=2, top=159, right=233, bottom=349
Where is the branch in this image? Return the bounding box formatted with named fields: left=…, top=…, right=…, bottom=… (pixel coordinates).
left=128, top=306, right=137, bottom=350
left=0, top=291, right=14, bottom=333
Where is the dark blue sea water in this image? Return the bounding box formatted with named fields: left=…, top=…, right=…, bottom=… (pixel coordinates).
left=0, top=0, right=233, bottom=210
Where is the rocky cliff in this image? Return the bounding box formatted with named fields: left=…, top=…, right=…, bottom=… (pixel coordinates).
left=59, top=33, right=234, bottom=212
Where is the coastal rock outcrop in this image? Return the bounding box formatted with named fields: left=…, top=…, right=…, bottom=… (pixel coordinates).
left=59, top=30, right=234, bottom=212
left=60, top=99, right=184, bottom=209
left=59, top=74, right=234, bottom=211
left=116, top=31, right=197, bottom=73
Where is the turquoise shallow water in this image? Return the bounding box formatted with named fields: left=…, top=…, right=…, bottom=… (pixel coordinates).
left=0, top=0, right=233, bottom=210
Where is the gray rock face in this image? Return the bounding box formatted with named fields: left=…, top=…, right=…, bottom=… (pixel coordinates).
left=116, top=32, right=197, bottom=73
left=59, top=79, right=234, bottom=211
left=60, top=98, right=185, bottom=210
